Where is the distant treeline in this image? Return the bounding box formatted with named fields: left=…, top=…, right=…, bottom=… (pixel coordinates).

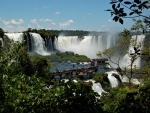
left=23, top=28, right=108, bottom=37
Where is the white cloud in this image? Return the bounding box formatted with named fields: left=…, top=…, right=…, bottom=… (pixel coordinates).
left=55, top=12, right=60, bottom=15
left=34, top=7, right=37, bottom=9
left=3, top=20, right=10, bottom=25
left=108, top=19, right=112, bottom=22
left=0, top=17, right=2, bottom=21
left=88, top=13, right=92, bottom=15
left=3, top=25, right=25, bottom=32
left=101, top=25, right=105, bottom=27
left=47, top=28, right=52, bottom=30
left=43, top=6, right=49, bottom=8
left=11, top=19, right=24, bottom=25
left=30, top=19, right=37, bottom=24
left=51, top=22, right=56, bottom=25
left=17, top=26, right=26, bottom=31
left=59, top=19, right=74, bottom=28
left=28, top=24, right=31, bottom=28
left=30, top=19, right=41, bottom=28
left=39, top=18, right=53, bottom=22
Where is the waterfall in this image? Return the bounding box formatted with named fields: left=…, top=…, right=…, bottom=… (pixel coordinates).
left=3, top=33, right=121, bottom=58
left=54, top=35, right=118, bottom=58
left=106, top=35, right=112, bottom=49
left=92, top=81, right=105, bottom=95
left=29, top=33, right=51, bottom=56
left=5, top=33, right=23, bottom=42
left=97, top=36, right=104, bottom=51
left=53, top=37, right=59, bottom=51
left=24, top=33, right=30, bottom=52
left=121, top=35, right=145, bottom=68
left=106, top=70, right=122, bottom=88
left=0, top=38, right=3, bottom=46
left=85, top=79, right=105, bottom=95
left=45, top=36, right=54, bottom=52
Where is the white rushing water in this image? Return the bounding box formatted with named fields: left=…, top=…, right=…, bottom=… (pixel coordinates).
left=30, top=33, right=51, bottom=56
left=85, top=79, right=105, bottom=95
left=5, top=33, right=23, bottom=42
left=0, top=38, right=3, bottom=46
left=106, top=70, right=122, bottom=88
left=121, top=35, right=145, bottom=68
left=122, top=75, right=140, bottom=85
left=62, top=79, right=105, bottom=96
left=54, top=35, right=117, bottom=58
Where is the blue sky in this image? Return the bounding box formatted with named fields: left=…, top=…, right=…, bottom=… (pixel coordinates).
left=0, top=0, right=149, bottom=32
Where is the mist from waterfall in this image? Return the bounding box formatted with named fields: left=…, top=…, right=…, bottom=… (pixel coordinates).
left=121, top=35, right=145, bottom=68
left=4, top=32, right=145, bottom=68
left=5, top=33, right=23, bottom=42
left=54, top=35, right=118, bottom=58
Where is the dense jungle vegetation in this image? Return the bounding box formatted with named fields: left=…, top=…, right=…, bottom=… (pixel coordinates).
left=46, top=51, right=91, bottom=63
left=23, top=28, right=106, bottom=37
left=0, top=0, right=150, bottom=112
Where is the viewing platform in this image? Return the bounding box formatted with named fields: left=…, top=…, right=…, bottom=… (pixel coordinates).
left=50, top=58, right=109, bottom=80
left=91, top=58, right=108, bottom=65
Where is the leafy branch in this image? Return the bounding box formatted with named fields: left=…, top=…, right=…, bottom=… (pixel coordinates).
left=106, top=0, right=150, bottom=24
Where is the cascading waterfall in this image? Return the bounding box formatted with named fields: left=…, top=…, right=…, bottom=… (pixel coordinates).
left=24, top=33, right=30, bottom=52
left=4, top=33, right=119, bottom=59
left=85, top=80, right=105, bottom=95
left=45, top=36, right=54, bottom=52
left=0, top=38, right=3, bottom=46
left=106, top=70, right=122, bottom=88
left=65, top=79, right=105, bottom=96
left=29, top=33, right=51, bottom=56
left=54, top=36, right=79, bottom=51
left=54, top=35, right=118, bottom=58
left=121, top=35, right=145, bottom=68
left=4, top=32, right=145, bottom=94
left=5, top=33, right=23, bottom=42
left=106, top=35, right=112, bottom=49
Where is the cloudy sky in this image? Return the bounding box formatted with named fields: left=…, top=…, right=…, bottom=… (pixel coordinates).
left=0, top=0, right=149, bottom=32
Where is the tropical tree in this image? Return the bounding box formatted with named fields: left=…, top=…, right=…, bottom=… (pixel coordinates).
left=0, top=28, right=4, bottom=38
left=97, top=26, right=145, bottom=85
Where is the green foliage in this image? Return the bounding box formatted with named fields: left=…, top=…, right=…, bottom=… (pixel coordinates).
left=49, top=79, right=102, bottom=113
left=103, top=65, right=110, bottom=70
left=0, top=39, right=101, bottom=113
left=103, top=48, right=115, bottom=57
left=106, top=0, right=149, bottom=25
left=1, top=74, right=48, bottom=113
left=100, top=86, right=138, bottom=113
left=99, top=78, right=150, bottom=113
left=97, top=27, right=145, bottom=85
left=0, top=28, right=4, bottom=37
left=47, top=51, right=91, bottom=62
left=117, top=29, right=131, bottom=51
left=131, top=18, right=146, bottom=33
left=32, top=55, right=51, bottom=77
left=23, top=28, right=106, bottom=37
left=0, top=74, right=101, bottom=112
left=136, top=78, right=150, bottom=112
